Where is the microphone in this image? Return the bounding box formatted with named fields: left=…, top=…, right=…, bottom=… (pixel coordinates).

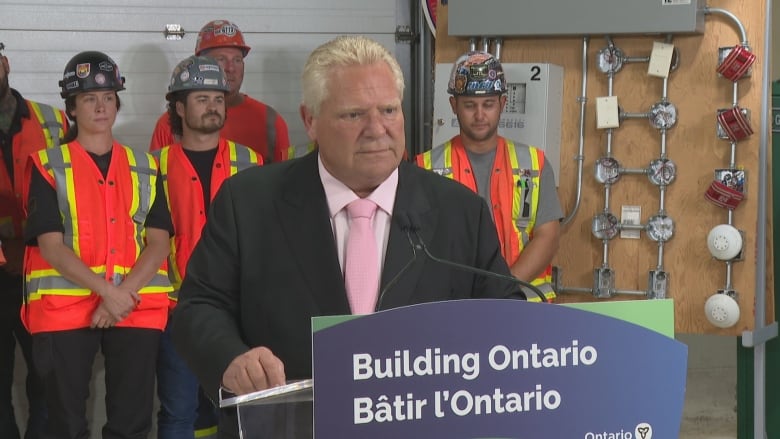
left=374, top=214, right=419, bottom=311
left=405, top=212, right=549, bottom=303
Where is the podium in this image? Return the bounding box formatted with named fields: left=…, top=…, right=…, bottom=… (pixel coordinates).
left=220, top=379, right=313, bottom=438
left=221, top=299, right=686, bottom=438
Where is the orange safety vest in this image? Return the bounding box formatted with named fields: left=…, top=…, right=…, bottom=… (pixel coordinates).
left=0, top=100, right=67, bottom=240
left=23, top=141, right=172, bottom=333
left=279, top=142, right=316, bottom=161
left=416, top=135, right=555, bottom=301
left=156, top=139, right=261, bottom=299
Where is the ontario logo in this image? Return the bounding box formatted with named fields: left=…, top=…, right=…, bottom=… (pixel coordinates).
left=584, top=422, right=653, bottom=439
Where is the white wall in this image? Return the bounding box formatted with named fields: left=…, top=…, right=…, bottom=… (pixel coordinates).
left=4, top=0, right=400, bottom=150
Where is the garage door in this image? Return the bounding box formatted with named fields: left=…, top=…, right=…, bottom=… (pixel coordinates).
left=4, top=0, right=409, bottom=151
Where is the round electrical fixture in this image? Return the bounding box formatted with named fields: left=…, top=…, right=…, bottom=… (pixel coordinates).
left=706, top=224, right=742, bottom=260
left=597, top=46, right=624, bottom=74
left=648, top=158, right=676, bottom=186
left=704, top=293, right=740, bottom=328
left=648, top=101, right=678, bottom=129
left=592, top=212, right=619, bottom=240
left=594, top=157, right=621, bottom=184
left=646, top=215, right=674, bottom=242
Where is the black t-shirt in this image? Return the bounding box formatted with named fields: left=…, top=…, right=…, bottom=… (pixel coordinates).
left=182, top=147, right=218, bottom=212
left=25, top=148, right=174, bottom=244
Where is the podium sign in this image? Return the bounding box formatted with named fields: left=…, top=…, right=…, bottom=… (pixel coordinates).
left=312, top=299, right=686, bottom=438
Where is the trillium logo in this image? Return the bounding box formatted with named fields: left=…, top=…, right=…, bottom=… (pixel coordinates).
left=635, top=422, right=652, bottom=439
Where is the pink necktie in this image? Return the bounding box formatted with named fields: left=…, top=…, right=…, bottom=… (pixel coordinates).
left=344, top=198, right=379, bottom=314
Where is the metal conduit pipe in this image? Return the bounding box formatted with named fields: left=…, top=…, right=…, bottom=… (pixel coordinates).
left=480, top=37, right=490, bottom=53
left=494, top=37, right=503, bottom=61
left=562, top=36, right=589, bottom=225
left=653, top=35, right=675, bottom=279
left=704, top=7, right=749, bottom=45
left=622, top=55, right=650, bottom=63
left=612, top=289, right=647, bottom=297
left=601, top=50, right=617, bottom=271
left=620, top=111, right=650, bottom=119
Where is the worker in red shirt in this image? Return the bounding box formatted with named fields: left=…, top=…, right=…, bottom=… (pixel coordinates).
left=149, top=19, right=290, bottom=163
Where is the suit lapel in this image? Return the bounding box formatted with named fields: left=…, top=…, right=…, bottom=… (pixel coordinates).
left=277, top=154, right=351, bottom=315
left=379, top=163, right=437, bottom=309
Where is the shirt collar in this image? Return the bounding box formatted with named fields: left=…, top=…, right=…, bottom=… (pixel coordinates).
left=318, top=153, right=398, bottom=217
left=10, top=89, right=31, bottom=120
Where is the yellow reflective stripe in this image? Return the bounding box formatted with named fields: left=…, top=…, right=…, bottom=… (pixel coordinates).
left=44, top=145, right=81, bottom=254
left=507, top=140, right=542, bottom=247
left=26, top=264, right=108, bottom=299
left=126, top=147, right=158, bottom=256
left=140, top=272, right=174, bottom=291
left=506, top=141, right=526, bottom=248
left=28, top=103, right=52, bottom=148
left=299, top=143, right=313, bottom=158
left=29, top=102, right=64, bottom=148
left=528, top=278, right=555, bottom=302
left=155, top=147, right=171, bottom=211
left=26, top=267, right=171, bottom=299
left=528, top=147, right=542, bottom=232
left=63, top=146, right=79, bottom=255
left=421, top=149, right=433, bottom=169
left=36, top=149, right=52, bottom=173
left=228, top=141, right=259, bottom=173
left=194, top=425, right=218, bottom=438
left=229, top=141, right=240, bottom=175
left=28, top=265, right=107, bottom=278
left=286, top=142, right=316, bottom=159
left=155, top=146, right=179, bottom=297
left=507, top=141, right=552, bottom=299
left=53, top=106, right=66, bottom=147
left=426, top=141, right=454, bottom=178
left=126, top=149, right=145, bottom=255
left=443, top=142, right=453, bottom=178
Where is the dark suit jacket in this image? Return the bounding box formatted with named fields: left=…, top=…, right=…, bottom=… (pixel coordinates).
left=172, top=152, right=522, bottom=401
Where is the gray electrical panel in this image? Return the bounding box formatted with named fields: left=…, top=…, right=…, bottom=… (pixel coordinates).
left=449, top=0, right=706, bottom=37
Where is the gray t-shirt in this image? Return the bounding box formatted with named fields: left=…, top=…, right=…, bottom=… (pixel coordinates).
left=465, top=146, right=563, bottom=226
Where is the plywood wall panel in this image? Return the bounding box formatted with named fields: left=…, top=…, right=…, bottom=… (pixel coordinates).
left=434, top=0, right=772, bottom=334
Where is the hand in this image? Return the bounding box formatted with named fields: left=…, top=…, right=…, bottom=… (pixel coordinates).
left=222, top=347, right=286, bottom=396
left=99, top=283, right=140, bottom=321
left=90, top=302, right=118, bottom=329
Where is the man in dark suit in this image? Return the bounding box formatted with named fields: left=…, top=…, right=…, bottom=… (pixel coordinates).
left=171, top=35, right=523, bottom=437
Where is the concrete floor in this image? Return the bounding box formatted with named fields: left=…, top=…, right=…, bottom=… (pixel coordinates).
left=11, top=334, right=738, bottom=438
left=677, top=333, right=737, bottom=439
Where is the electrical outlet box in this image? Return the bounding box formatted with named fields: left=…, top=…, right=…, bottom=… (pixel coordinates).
left=620, top=205, right=641, bottom=239
left=648, top=42, right=675, bottom=78
left=596, top=96, right=620, bottom=129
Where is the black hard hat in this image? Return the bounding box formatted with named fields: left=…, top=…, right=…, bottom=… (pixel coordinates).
left=59, top=51, right=125, bottom=99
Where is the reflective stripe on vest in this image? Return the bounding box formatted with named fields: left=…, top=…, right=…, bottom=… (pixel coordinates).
left=419, top=138, right=554, bottom=301
left=28, top=101, right=65, bottom=148
left=26, top=265, right=171, bottom=301
left=282, top=142, right=316, bottom=161
left=26, top=144, right=169, bottom=300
